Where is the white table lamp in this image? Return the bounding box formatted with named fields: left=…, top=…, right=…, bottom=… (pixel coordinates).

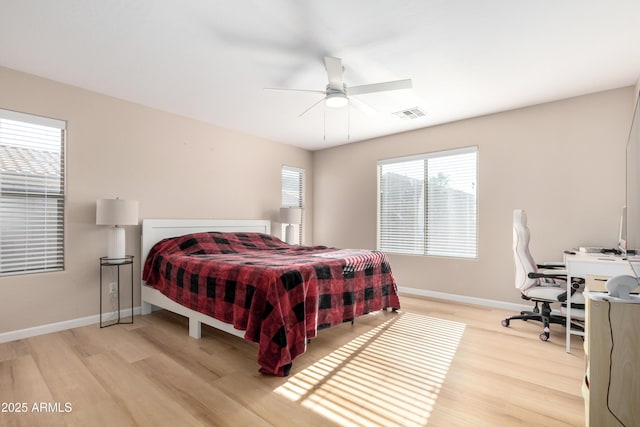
left=96, top=198, right=139, bottom=262
left=280, top=207, right=302, bottom=244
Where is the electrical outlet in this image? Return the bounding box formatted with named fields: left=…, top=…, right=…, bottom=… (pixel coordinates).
left=109, top=282, right=117, bottom=294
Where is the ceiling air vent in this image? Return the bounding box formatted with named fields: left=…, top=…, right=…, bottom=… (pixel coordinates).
left=393, top=107, right=426, bottom=120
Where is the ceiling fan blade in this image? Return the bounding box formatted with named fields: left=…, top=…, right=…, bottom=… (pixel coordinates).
left=347, top=78, right=412, bottom=96
left=349, top=96, right=377, bottom=116
left=298, top=97, right=326, bottom=117
left=264, top=87, right=326, bottom=95
left=324, top=56, right=344, bottom=90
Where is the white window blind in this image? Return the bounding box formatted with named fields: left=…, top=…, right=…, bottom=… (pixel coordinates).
left=281, top=165, right=304, bottom=244
left=0, top=109, right=66, bottom=276
left=378, top=146, right=477, bottom=258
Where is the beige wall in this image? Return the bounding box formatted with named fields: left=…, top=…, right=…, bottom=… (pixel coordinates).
left=0, top=66, right=313, bottom=333
left=313, top=87, right=636, bottom=304
left=0, top=63, right=636, bottom=334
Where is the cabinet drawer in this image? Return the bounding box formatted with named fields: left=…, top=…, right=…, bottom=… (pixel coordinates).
left=585, top=275, right=608, bottom=292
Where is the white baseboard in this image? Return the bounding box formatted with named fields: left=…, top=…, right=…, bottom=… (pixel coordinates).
left=398, top=286, right=532, bottom=312
left=0, top=289, right=535, bottom=344
left=0, top=306, right=142, bottom=344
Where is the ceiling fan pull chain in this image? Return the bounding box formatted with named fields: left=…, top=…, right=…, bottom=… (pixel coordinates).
left=347, top=101, right=351, bottom=142
left=323, top=103, right=326, bottom=141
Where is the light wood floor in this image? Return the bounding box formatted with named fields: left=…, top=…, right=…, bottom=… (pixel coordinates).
left=0, top=296, right=586, bottom=427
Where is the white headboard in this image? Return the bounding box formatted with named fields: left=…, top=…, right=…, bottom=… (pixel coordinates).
left=141, top=219, right=271, bottom=267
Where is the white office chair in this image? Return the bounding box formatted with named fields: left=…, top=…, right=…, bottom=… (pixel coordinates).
left=502, top=209, right=584, bottom=341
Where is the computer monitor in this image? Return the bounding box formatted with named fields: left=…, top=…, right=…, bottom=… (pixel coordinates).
left=625, top=94, right=640, bottom=257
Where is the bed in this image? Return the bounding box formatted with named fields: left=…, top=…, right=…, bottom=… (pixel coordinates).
left=141, top=219, right=401, bottom=376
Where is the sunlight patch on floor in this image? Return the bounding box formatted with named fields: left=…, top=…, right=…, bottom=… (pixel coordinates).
left=275, top=312, right=466, bottom=426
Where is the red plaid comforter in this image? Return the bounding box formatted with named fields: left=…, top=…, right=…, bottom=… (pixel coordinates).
left=142, top=231, right=401, bottom=376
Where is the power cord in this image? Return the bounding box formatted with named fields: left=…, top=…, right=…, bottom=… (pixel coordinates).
left=605, top=300, right=626, bottom=427
left=110, top=287, right=119, bottom=319
left=107, top=268, right=119, bottom=320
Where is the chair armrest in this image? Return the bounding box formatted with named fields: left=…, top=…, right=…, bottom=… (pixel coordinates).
left=528, top=272, right=566, bottom=281
left=529, top=271, right=583, bottom=287
left=536, top=262, right=565, bottom=270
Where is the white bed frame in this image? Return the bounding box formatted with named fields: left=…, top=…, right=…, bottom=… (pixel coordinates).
left=141, top=218, right=271, bottom=340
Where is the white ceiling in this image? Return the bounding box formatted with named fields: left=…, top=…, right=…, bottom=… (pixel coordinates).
left=1, top=1, right=640, bottom=151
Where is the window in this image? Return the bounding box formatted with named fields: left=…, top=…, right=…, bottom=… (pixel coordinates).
left=281, top=165, right=304, bottom=244
left=0, top=109, right=66, bottom=276
left=378, top=146, right=477, bottom=258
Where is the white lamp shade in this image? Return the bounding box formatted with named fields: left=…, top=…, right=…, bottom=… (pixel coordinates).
left=96, top=199, right=139, bottom=226
left=280, top=207, right=302, bottom=225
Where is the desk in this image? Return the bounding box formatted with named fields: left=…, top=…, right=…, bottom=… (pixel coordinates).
left=564, top=252, right=639, bottom=352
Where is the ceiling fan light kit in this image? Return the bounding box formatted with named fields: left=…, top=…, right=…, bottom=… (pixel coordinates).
left=325, top=92, right=348, bottom=108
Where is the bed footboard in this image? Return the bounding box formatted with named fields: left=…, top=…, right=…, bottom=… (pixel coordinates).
left=141, top=284, right=244, bottom=339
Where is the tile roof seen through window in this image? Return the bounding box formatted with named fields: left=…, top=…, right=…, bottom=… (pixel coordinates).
left=0, top=145, right=61, bottom=177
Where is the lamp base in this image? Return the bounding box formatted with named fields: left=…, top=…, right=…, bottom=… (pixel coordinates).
left=285, top=224, right=295, bottom=245
left=107, top=227, right=126, bottom=263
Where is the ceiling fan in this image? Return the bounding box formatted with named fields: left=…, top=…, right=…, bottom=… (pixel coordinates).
left=265, top=56, right=412, bottom=117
